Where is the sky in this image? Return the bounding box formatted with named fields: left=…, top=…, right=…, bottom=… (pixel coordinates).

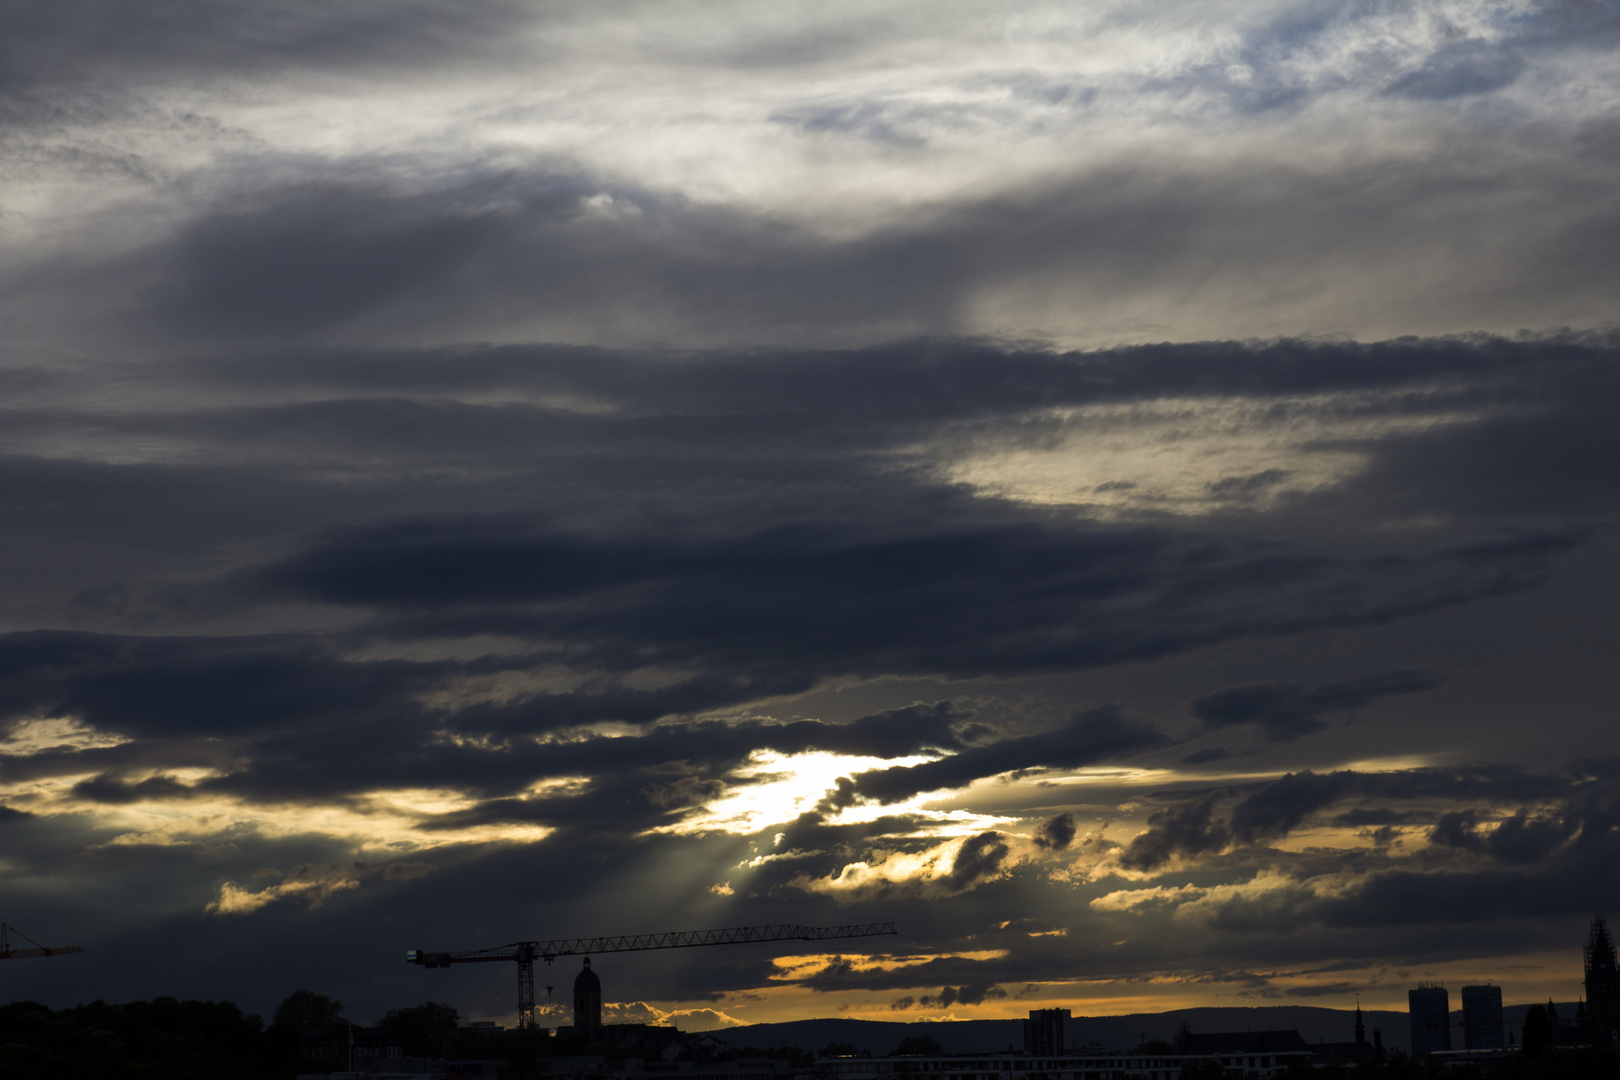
left=2, top=0, right=1619, bottom=1035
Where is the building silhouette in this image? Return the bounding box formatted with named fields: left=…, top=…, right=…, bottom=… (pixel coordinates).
left=1309, top=1002, right=1377, bottom=1064
left=1409, top=983, right=1452, bottom=1055
left=1022, top=1009, right=1069, bottom=1055
left=1586, top=913, right=1620, bottom=1043
left=1180, top=1030, right=1308, bottom=1056
left=1461, top=984, right=1504, bottom=1049
left=574, top=956, right=603, bottom=1042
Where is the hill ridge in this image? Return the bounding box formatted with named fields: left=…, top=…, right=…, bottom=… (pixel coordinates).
left=718, top=1002, right=1574, bottom=1056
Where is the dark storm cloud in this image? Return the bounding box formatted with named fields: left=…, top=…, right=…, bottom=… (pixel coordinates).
left=2, top=334, right=1612, bottom=867
left=1427, top=806, right=1586, bottom=865
left=69, top=772, right=195, bottom=805
left=918, top=983, right=1006, bottom=1008
left=20, top=131, right=1619, bottom=352
left=0, top=0, right=529, bottom=98
left=167, top=185, right=526, bottom=337
left=9, top=334, right=1616, bottom=494
left=1228, top=771, right=1364, bottom=843
left=840, top=708, right=1161, bottom=806
left=147, top=331, right=1617, bottom=418
left=1119, top=794, right=1230, bottom=871
left=1118, top=763, right=1593, bottom=871
left=0, top=630, right=444, bottom=741
left=946, top=832, right=1011, bottom=890
left=1179, top=780, right=1620, bottom=936
left=1332, top=807, right=1422, bottom=827
left=234, top=489, right=1586, bottom=719
left=0, top=624, right=967, bottom=814
left=1190, top=670, right=1441, bottom=742
left=0, top=640, right=483, bottom=808
left=270, top=155, right=1596, bottom=344
left=795, top=952, right=1025, bottom=996
left=1033, top=812, right=1076, bottom=851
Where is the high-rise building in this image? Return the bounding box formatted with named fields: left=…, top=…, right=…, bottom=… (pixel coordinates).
left=1461, top=984, right=1504, bottom=1049
left=1023, top=1008, right=1070, bottom=1055
left=1409, top=983, right=1452, bottom=1055
left=1586, top=913, right=1620, bottom=1043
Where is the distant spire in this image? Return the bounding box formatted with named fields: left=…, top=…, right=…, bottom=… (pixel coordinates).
left=1355, top=998, right=1365, bottom=1046
left=1587, top=914, right=1618, bottom=976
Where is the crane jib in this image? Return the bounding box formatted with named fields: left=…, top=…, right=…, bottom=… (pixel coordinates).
left=405, top=922, right=896, bottom=966
left=404, top=922, right=897, bottom=1032
left=0, top=923, right=85, bottom=962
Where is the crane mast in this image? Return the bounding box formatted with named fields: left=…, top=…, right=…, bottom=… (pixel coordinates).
left=407, top=922, right=896, bottom=1032
left=0, top=922, right=85, bottom=961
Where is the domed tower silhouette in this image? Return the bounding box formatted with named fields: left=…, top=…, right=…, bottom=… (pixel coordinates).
left=574, top=956, right=603, bottom=1041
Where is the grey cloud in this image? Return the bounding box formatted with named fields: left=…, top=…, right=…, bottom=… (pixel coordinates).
left=843, top=709, right=1161, bottom=806
left=13, top=334, right=1618, bottom=484
left=1228, top=771, right=1362, bottom=843
left=0, top=627, right=969, bottom=818
left=0, top=631, right=445, bottom=742
left=1121, top=764, right=1615, bottom=873
left=20, top=139, right=1619, bottom=354
left=1119, top=794, right=1230, bottom=871
left=1191, top=671, right=1442, bottom=742
left=166, top=184, right=525, bottom=337
left=70, top=772, right=196, bottom=805
left=947, top=832, right=1011, bottom=890
left=1427, top=808, right=1487, bottom=853
left=1306, top=838, right=1620, bottom=930
left=1333, top=807, right=1422, bottom=827
left=0, top=332, right=1609, bottom=891
left=1033, top=812, right=1076, bottom=851
left=0, top=0, right=532, bottom=97
left=244, top=510, right=1561, bottom=739
left=1283, top=982, right=1359, bottom=999
left=1428, top=807, right=1582, bottom=864
left=917, top=983, right=1006, bottom=1008
left=1384, top=40, right=1526, bottom=100
left=146, top=332, right=1620, bottom=422
left=1206, top=469, right=1292, bottom=502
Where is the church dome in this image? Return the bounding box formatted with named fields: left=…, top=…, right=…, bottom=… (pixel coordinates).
left=574, top=956, right=601, bottom=992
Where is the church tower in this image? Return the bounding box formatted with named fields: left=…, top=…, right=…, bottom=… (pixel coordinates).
left=574, top=956, right=603, bottom=1041
left=1586, top=913, right=1620, bottom=1043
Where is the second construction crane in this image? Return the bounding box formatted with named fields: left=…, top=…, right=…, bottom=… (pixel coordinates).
left=0, top=922, right=84, bottom=962
left=408, top=922, right=896, bottom=1032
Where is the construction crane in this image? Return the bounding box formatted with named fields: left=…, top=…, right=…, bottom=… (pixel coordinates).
left=0, top=922, right=84, bottom=961
left=407, top=922, right=896, bottom=1032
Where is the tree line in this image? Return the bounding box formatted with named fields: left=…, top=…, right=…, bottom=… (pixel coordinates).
left=0, top=990, right=459, bottom=1079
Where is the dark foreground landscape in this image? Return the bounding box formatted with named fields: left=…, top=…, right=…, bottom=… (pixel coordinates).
left=5, top=996, right=1619, bottom=1079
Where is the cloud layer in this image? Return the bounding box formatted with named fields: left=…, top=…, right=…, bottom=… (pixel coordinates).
left=0, top=0, right=1616, bottom=1032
